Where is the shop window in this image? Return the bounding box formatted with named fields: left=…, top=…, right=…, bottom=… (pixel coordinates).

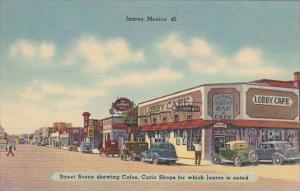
left=174, top=113, right=179, bottom=122
left=162, top=114, right=167, bottom=124
left=186, top=113, right=193, bottom=121
left=262, top=129, right=282, bottom=142
left=187, top=129, right=202, bottom=151
left=144, top=118, right=148, bottom=125
left=182, top=130, right=187, bottom=145
left=152, top=116, right=157, bottom=125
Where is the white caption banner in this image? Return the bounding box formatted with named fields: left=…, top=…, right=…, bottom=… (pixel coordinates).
left=52, top=172, right=257, bottom=183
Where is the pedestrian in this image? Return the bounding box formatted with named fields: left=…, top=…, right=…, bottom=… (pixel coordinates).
left=121, top=143, right=127, bottom=161
left=7, top=144, right=14, bottom=157
left=193, top=139, right=202, bottom=165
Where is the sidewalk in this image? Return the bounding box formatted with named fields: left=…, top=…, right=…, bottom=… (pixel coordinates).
left=176, top=158, right=213, bottom=166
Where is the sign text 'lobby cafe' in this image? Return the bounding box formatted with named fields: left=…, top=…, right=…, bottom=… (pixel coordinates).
left=138, top=83, right=300, bottom=160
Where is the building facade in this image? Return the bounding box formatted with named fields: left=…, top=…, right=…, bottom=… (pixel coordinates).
left=138, top=73, right=300, bottom=160
left=102, top=116, right=129, bottom=149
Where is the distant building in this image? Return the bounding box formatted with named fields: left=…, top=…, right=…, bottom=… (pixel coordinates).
left=0, top=124, right=5, bottom=140
left=102, top=116, right=129, bottom=149
left=82, top=112, right=103, bottom=149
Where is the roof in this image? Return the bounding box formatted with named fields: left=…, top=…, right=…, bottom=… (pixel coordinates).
left=252, top=79, right=297, bottom=88
left=229, top=120, right=300, bottom=129
left=140, top=119, right=212, bottom=132
left=139, top=119, right=300, bottom=132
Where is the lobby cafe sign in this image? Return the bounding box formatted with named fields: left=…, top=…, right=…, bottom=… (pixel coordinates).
left=143, top=96, right=200, bottom=115
left=252, top=95, right=293, bottom=107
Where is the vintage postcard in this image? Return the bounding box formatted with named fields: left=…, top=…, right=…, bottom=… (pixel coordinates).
left=0, top=1, right=299, bottom=191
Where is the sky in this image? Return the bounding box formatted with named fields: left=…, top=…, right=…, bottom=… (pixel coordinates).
left=0, top=1, right=299, bottom=135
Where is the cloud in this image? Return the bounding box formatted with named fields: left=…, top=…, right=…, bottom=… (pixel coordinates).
left=19, top=81, right=105, bottom=111
left=64, top=35, right=145, bottom=71
left=158, top=34, right=282, bottom=78
left=10, top=40, right=55, bottom=61
left=103, top=67, right=182, bottom=86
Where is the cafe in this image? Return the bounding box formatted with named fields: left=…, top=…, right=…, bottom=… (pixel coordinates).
left=138, top=74, right=300, bottom=161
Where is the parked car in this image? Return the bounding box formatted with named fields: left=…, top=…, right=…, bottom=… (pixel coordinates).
left=120, top=141, right=148, bottom=161
left=248, top=141, right=300, bottom=165
left=68, top=141, right=79, bottom=152
left=141, top=142, right=177, bottom=165
left=99, top=140, right=119, bottom=157
left=80, top=142, right=92, bottom=153
left=211, top=140, right=257, bottom=167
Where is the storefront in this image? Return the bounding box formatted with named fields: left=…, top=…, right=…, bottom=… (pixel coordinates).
left=138, top=80, right=300, bottom=161
left=60, top=133, right=69, bottom=149
left=102, top=116, right=129, bottom=149
left=49, top=132, right=60, bottom=147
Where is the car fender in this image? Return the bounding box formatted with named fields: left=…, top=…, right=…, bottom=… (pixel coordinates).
left=272, top=152, right=287, bottom=161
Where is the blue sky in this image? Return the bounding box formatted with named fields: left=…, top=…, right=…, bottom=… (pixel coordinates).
left=0, top=1, right=299, bottom=134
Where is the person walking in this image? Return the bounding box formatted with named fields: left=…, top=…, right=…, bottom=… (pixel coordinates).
left=7, top=144, right=14, bottom=157
left=193, top=139, right=202, bottom=165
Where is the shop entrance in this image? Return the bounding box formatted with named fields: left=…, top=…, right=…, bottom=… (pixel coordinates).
left=213, top=135, right=235, bottom=153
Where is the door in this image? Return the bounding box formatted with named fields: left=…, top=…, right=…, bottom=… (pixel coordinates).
left=214, top=135, right=225, bottom=153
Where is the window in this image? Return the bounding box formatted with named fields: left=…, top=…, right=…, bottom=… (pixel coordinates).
left=162, top=114, right=167, bottom=124
left=174, top=113, right=179, bottom=122
left=152, top=116, right=157, bottom=125
left=186, top=113, right=192, bottom=121
left=262, top=129, right=282, bottom=142
left=143, top=118, right=148, bottom=125
left=187, top=129, right=202, bottom=151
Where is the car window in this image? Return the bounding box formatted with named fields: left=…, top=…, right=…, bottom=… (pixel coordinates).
left=158, top=144, right=174, bottom=149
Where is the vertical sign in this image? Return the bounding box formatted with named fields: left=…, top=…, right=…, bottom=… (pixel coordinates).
left=213, top=94, right=234, bottom=120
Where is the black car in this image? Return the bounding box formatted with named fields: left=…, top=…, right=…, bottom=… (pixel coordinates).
left=249, top=141, right=300, bottom=165
left=141, top=142, right=177, bottom=165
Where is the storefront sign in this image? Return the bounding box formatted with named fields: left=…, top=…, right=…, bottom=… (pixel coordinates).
left=144, top=96, right=193, bottom=115
left=173, top=105, right=200, bottom=112
left=213, top=94, right=234, bottom=120
left=252, top=95, right=293, bottom=107
left=112, top=97, right=134, bottom=112
left=213, top=123, right=227, bottom=128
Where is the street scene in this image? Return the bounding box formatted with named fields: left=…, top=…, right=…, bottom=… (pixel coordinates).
left=1, top=144, right=300, bottom=191
left=1, top=1, right=300, bottom=191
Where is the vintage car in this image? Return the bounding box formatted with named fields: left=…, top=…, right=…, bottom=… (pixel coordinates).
left=80, top=142, right=92, bottom=153
left=248, top=141, right=300, bottom=165
left=211, top=140, right=258, bottom=167
left=141, top=142, right=177, bottom=165
left=99, top=140, right=119, bottom=157
left=120, top=141, right=148, bottom=161
left=68, top=141, right=79, bottom=152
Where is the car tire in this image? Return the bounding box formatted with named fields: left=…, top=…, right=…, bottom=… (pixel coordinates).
left=234, top=156, right=242, bottom=167
left=211, top=153, right=220, bottom=164
left=272, top=155, right=283, bottom=165
left=168, top=161, right=176, bottom=166
left=152, top=156, right=159, bottom=165
left=248, top=150, right=259, bottom=164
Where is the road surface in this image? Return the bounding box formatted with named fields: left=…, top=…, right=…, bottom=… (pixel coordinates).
left=0, top=145, right=299, bottom=191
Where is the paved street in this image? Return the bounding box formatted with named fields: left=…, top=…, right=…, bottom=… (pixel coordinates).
left=0, top=145, right=299, bottom=191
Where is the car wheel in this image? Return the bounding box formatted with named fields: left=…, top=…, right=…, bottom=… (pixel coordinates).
left=211, top=155, right=220, bottom=164
left=234, top=156, right=242, bottom=167
left=152, top=156, right=159, bottom=165
left=248, top=150, right=259, bottom=164
left=272, top=155, right=283, bottom=165
left=168, top=161, right=176, bottom=166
